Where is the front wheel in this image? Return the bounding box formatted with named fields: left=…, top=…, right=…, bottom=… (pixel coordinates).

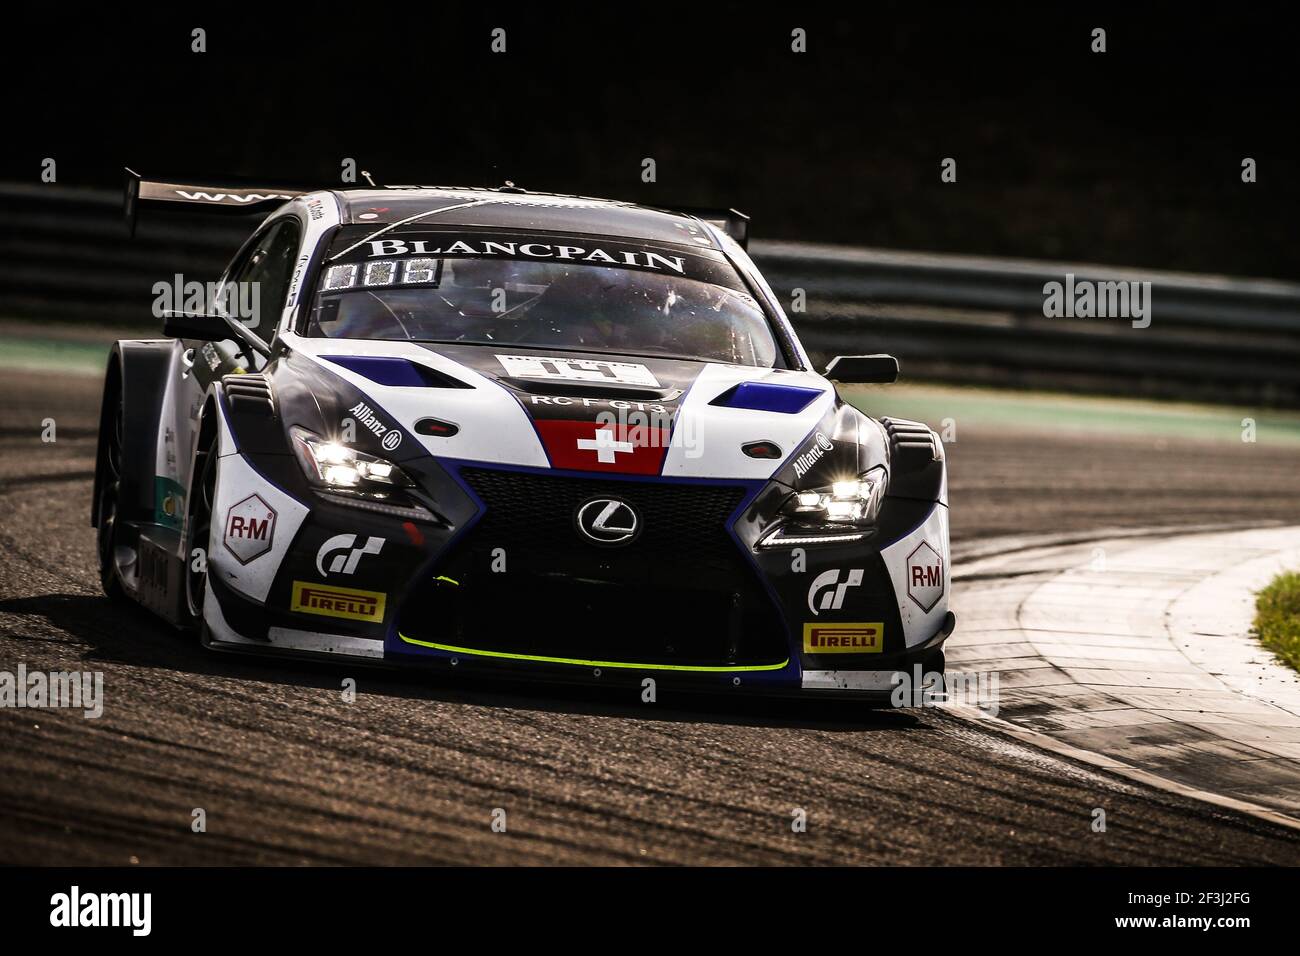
left=96, top=388, right=126, bottom=601
left=183, top=424, right=218, bottom=630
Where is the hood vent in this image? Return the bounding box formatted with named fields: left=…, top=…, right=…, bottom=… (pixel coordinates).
left=323, top=355, right=473, bottom=389
left=223, top=373, right=274, bottom=417
left=880, top=416, right=941, bottom=464
left=710, top=381, right=822, bottom=414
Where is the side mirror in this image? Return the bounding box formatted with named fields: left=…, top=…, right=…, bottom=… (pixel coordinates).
left=823, top=354, right=899, bottom=384
left=163, top=311, right=224, bottom=342
left=162, top=310, right=272, bottom=358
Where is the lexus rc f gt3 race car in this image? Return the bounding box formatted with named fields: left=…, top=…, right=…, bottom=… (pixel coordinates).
left=93, top=173, right=953, bottom=701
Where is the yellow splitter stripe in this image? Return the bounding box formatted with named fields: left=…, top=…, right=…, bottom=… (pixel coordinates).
left=398, top=634, right=788, bottom=673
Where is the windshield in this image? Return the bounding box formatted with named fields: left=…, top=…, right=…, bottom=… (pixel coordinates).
left=306, top=239, right=780, bottom=367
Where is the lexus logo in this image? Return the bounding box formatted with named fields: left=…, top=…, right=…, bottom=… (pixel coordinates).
left=575, top=497, right=640, bottom=546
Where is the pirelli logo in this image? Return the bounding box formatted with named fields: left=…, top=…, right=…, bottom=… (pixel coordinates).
left=291, top=581, right=387, bottom=623
left=802, top=622, right=884, bottom=654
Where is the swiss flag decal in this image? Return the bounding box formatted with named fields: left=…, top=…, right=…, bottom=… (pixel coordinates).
left=536, top=420, right=670, bottom=475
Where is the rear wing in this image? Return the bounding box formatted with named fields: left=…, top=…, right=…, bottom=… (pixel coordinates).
left=124, top=168, right=305, bottom=236
left=668, top=206, right=750, bottom=250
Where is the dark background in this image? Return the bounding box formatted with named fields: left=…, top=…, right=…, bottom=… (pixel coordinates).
left=6, top=4, right=1298, bottom=278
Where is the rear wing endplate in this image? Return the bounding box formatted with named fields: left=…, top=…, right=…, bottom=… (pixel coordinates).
left=124, top=167, right=305, bottom=236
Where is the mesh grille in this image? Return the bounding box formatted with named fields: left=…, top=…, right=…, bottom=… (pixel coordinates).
left=459, top=468, right=747, bottom=564
left=395, top=468, right=788, bottom=666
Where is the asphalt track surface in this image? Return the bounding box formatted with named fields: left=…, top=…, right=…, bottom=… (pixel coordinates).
left=2, top=368, right=1300, bottom=865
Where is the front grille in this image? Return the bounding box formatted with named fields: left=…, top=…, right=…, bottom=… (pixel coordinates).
left=397, top=468, right=788, bottom=667
left=459, top=467, right=747, bottom=564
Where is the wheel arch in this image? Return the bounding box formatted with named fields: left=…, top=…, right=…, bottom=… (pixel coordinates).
left=197, top=390, right=224, bottom=458
left=91, top=340, right=175, bottom=528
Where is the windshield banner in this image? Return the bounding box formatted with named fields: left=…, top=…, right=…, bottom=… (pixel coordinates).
left=326, top=231, right=728, bottom=282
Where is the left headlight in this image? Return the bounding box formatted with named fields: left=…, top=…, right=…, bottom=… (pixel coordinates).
left=783, top=473, right=886, bottom=525
left=291, top=426, right=415, bottom=493
left=759, top=467, right=887, bottom=548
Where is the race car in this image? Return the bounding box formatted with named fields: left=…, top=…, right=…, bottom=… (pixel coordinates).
left=93, top=172, right=953, bottom=700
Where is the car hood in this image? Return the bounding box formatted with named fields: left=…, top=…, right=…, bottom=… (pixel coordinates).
left=284, top=334, right=839, bottom=480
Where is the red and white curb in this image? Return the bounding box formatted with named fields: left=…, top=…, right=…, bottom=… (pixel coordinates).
left=944, top=524, right=1300, bottom=830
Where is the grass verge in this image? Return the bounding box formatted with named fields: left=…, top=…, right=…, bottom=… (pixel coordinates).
left=1254, top=571, right=1300, bottom=672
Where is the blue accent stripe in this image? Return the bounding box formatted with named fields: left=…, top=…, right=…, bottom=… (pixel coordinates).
left=432, top=457, right=766, bottom=488
left=710, top=381, right=823, bottom=414
left=323, top=355, right=435, bottom=387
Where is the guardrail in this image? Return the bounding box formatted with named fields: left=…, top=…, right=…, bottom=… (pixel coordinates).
left=754, top=242, right=1300, bottom=406
left=4, top=183, right=1299, bottom=405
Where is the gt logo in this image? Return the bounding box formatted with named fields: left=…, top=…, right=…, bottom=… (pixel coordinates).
left=807, top=568, right=864, bottom=614
left=316, top=534, right=385, bottom=576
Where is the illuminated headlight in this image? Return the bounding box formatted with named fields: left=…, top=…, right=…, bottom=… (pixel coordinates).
left=761, top=468, right=887, bottom=548
left=291, top=427, right=414, bottom=492
left=832, top=480, right=864, bottom=499
left=782, top=470, right=885, bottom=526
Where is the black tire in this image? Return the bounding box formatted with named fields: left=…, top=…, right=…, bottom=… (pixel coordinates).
left=183, top=421, right=219, bottom=631
left=96, top=387, right=127, bottom=601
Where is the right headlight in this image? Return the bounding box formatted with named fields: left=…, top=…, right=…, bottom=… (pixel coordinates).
left=289, top=425, right=443, bottom=522
left=291, top=426, right=415, bottom=493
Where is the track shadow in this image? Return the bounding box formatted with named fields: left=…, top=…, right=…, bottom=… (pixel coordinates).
left=0, top=592, right=925, bottom=732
